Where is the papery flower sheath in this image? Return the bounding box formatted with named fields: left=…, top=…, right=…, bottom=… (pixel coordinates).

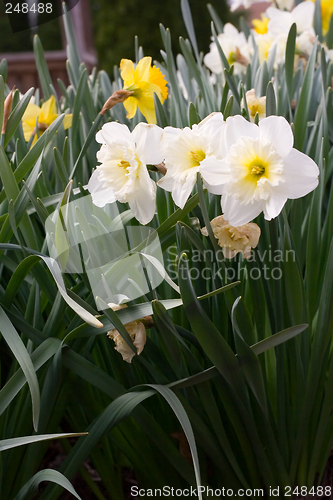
left=120, top=56, right=168, bottom=124
left=88, top=121, right=163, bottom=225
left=22, top=95, right=72, bottom=145
left=211, top=115, right=319, bottom=226
left=201, top=216, right=261, bottom=259
left=157, top=113, right=227, bottom=208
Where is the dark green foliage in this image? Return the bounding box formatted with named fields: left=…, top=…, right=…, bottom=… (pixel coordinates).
left=90, top=0, right=234, bottom=74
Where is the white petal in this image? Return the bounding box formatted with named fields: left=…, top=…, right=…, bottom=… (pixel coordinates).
left=129, top=176, right=157, bottom=225
left=225, top=115, right=260, bottom=154
left=132, top=122, right=164, bottom=164
left=222, top=194, right=263, bottom=226
left=292, top=1, right=315, bottom=33
left=263, top=186, right=288, bottom=220
left=172, top=173, right=197, bottom=209
left=159, top=127, right=182, bottom=156
left=197, top=113, right=226, bottom=156
left=87, top=170, right=117, bottom=205
left=259, top=116, right=293, bottom=158
left=96, top=122, right=132, bottom=146
left=199, top=157, right=231, bottom=187
left=157, top=174, right=175, bottom=192
left=282, top=148, right=319, bottom=199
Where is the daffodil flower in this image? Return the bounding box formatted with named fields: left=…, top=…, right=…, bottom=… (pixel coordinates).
left=201, top=215, right=261, bottom=259
left=157, top=113, right=227, bottom=208
left=107, top=303, right=147, bottom=363
left=203, top=24, right=253, bottom=76
left=210, top=115, right=319, bottom=226
left=22, top=95, right=72, bottom=144
left=310, top=0, right=333, bottom=34
left=241, top=89, right=266, bottom=122
left=88, top=121, right=163, bottom=225
left=120, top=56, right=168, bottom=124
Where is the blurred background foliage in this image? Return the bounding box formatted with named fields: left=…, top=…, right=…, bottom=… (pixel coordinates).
left=90, top=0, right=235, bottom=74
left=0, top=1, right=63, bottom=52
left=0, top=0, right=235, bottom=74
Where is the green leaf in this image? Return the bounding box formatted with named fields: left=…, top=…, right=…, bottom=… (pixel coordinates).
left=294, top=39, right=318, bottom=150
left=0, top=306, right=40, bottom=431
left=0, top=146, right=19, bottom=202
left=285, top=23, right=297, bottom=107
left=14, top=469, right=82, bottom=500
left=189, top=102, right=200, bottom=127
left=178, top=253, right=245, bottom=393
left=0, top=433, right=87, bottom=452
left=33, top=35, right=52, bottom=100
left=266, top=81, right=277, bottom=116
left=181, top=0, right=199, bottom=60
left=4, top=87, right=35, bottom=147
left=314, top=0, right=323, bottom=41
left=0, top=338, right=61, bottom=416
left=0, top=76, right=4, bottom=137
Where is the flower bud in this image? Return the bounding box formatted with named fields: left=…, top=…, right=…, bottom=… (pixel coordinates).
left=100, top=90, right=134, bottom=116
left=2, top=86, right=15, bottom=135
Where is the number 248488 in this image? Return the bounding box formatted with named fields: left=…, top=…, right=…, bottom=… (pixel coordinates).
left=5, top=3, right=53, bottom=14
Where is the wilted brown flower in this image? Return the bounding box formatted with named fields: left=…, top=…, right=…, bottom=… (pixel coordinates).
left=201, top=215, right=260, bottom=259
left=107, top=303, right=149, bottom=363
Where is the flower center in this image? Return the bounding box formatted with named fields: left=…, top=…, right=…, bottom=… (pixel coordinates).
left=188, top=150, right=206, bottom=167
left=119, top=160, right=131, bottom=170
left=248, top=158, right=267, bottom=179
left=228, top=52, right=236, bottom=64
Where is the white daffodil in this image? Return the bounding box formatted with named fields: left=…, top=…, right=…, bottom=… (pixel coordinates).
left=203, top=24, right=253, bottom=76
left=211, top=115, right=319, bottom=226
left=241, top=89, right=266, bottom=122
left=228, top=0, right=271, bottom=12
left=88, top=121, right=163, bottom=225
left=157, top=113, right=228, bottom=208
left=267, top=1, right=315, bottom=36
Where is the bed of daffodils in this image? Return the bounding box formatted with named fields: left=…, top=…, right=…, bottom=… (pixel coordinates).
left=0, top=0, right=333, bottom=497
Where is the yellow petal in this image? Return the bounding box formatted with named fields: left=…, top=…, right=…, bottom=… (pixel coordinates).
left=63, top=114, right=73, bottom=129
left=22, top=103, right=41, bottom=124
left=149, top=65, right=168, bottom=102
left=135, top=82, right=158, bottom=124
left=22, top=121, right=35, bottom=142
left=134, top=56, right=152, bottom=83
left=40, top=95, right=58, bottom=125
left=123, top=96, right=138, bottom=119
left=120, top=59, right=135, bottom=86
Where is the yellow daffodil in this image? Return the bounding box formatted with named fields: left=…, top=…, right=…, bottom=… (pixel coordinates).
left=311, top=0, right=333, bottom=35
left=252, top=15, right=269, bottom=35
left=22, top=95, right=72, bottom=144
left=120, top=56, right=168, bottom=124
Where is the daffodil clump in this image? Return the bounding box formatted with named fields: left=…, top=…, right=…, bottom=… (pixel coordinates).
left=22, top=95, right=72, bottom=145
left=206, top=0, right=331, bottom=70
left=3, top=0, right=333, bottom=496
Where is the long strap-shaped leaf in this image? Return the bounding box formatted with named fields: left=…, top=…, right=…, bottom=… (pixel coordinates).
left=0, top=244, right=102, bottom=328
left=0, top=307, right=40, bottom=431
left=14, top=469, right=82, bottom=500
